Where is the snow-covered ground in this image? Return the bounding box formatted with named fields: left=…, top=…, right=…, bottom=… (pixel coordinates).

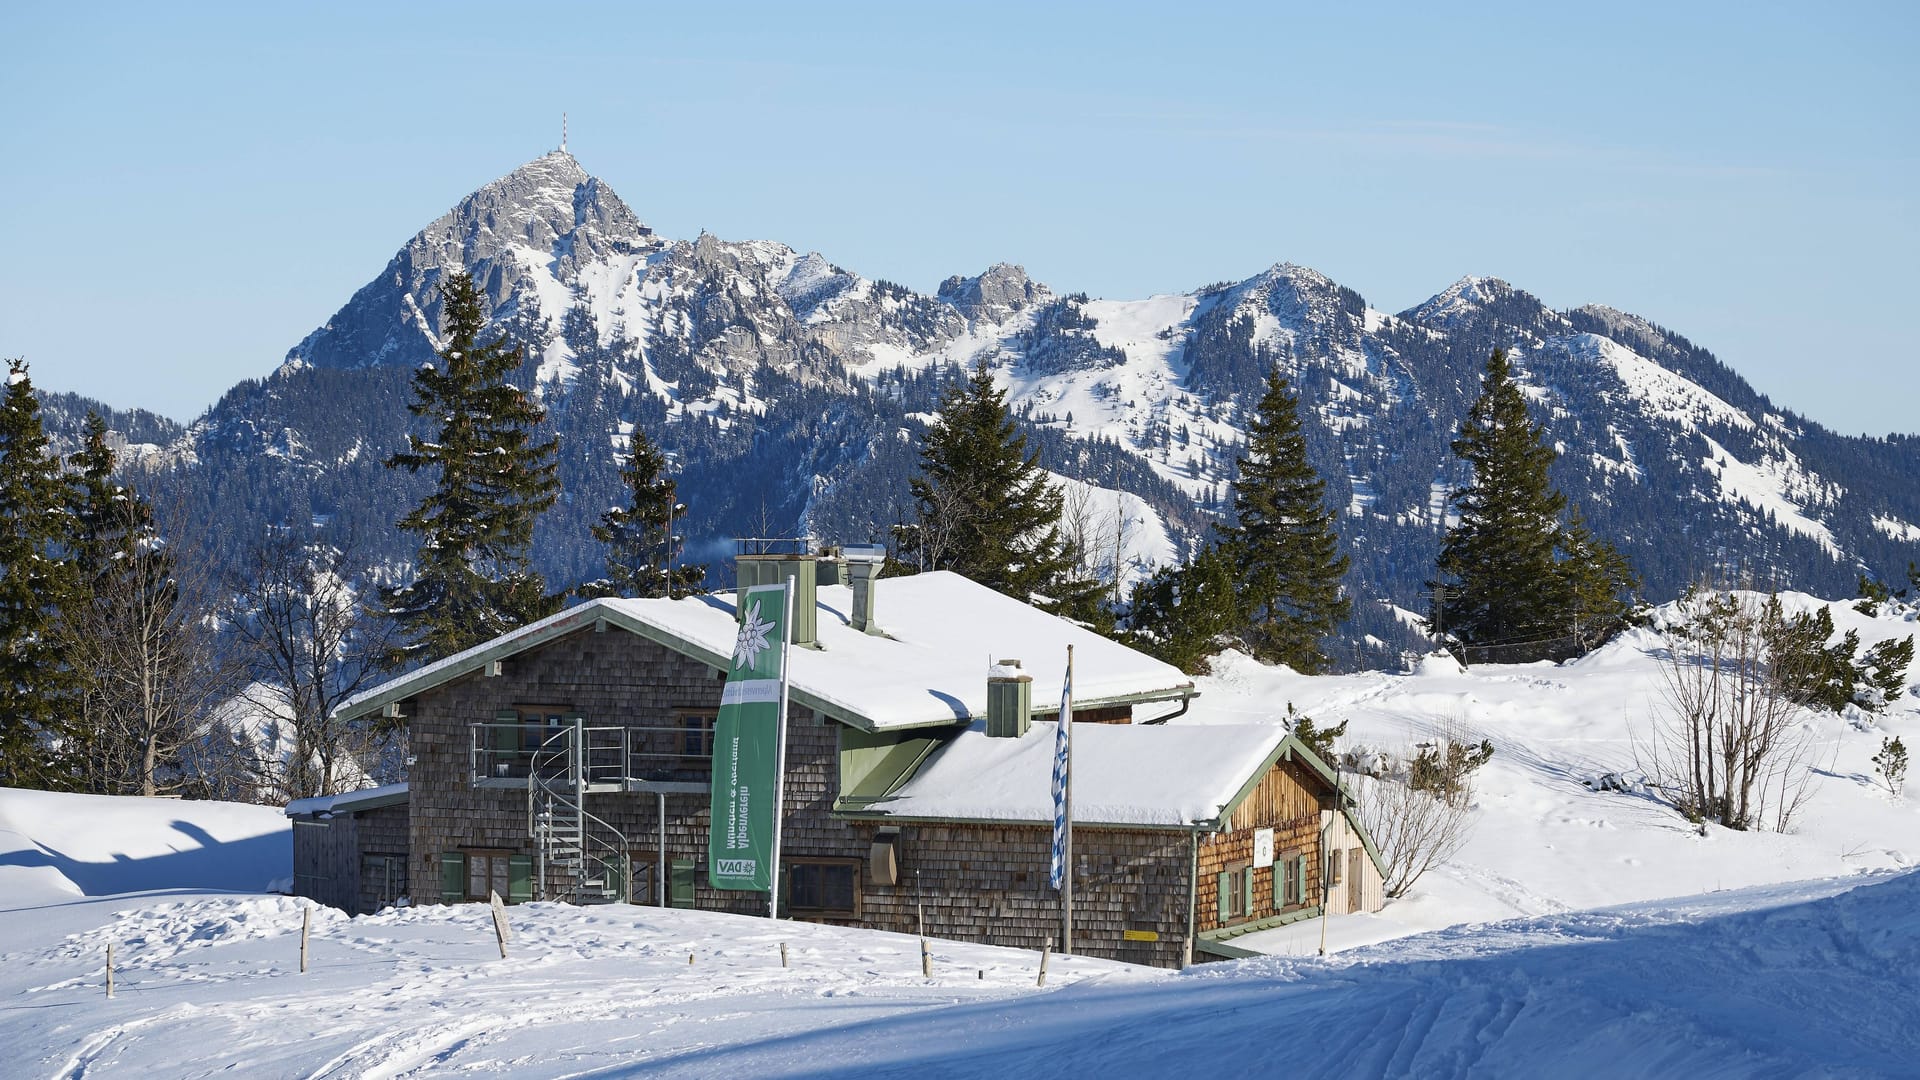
left=2, top=590, right=1915, bottom=1076
left=1188, top=591, right=1918, bottom=955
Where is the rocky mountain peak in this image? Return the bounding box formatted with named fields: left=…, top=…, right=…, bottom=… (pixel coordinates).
left=937, top=263, right=1050, bottom=325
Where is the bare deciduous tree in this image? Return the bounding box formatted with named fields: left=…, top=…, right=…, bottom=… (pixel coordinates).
left=64, top=488, right=232, bottom=797
left=222, top=534, right=400, bottom=802
left=1349, top=735, right=1483, bottom=898
left=1639, top=586, right=1819, bottom=832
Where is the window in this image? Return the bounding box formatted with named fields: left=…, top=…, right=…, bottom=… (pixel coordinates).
left=467, top=850, right=512, bottom=900
left=786, top=858, right=860, bottom=918
left=1276, top=850, right=1301, bottom=907
left=1326, top=849, right=1343, bottom=887
left=1217, top=861, right=1253, bottom=924
left=679, top=710, right=716, bottom=759
left=516, top=705, right=572, bottom=754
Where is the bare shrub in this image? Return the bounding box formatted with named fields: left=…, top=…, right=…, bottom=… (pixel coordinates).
left=1352, top=737, right=1482, bottom=899
left=1639, top=586, right=1819, bottom=832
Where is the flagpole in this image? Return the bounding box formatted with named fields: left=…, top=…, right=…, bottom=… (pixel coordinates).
left=769, top=574, right=795, bottom=920
left=1062, top=643, right=1074, bottom=955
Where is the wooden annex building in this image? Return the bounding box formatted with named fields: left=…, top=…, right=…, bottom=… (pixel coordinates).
left=290, top=547, right=1385, bottom=967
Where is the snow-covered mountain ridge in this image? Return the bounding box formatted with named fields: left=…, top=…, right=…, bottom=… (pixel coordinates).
left=75, top=150, right=1919, bottom=664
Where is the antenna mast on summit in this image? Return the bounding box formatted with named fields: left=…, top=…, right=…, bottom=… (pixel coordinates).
left=561, top=112, right=568, bottom=153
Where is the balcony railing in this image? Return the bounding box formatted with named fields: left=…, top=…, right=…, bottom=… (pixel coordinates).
left=469, top=722, right=715, bottom=788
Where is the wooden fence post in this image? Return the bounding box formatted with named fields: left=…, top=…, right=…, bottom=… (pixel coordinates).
left=1037, top=937, right=1052, bottom=987
left=300, top=905, right=311, bottom=974
left=920, top=938, right=931, bottom=978
left=105, top=942, right=114, bottom=998
left=780, top=942, right=789, bottom=969
left=488, top=890, right=510, bottom=959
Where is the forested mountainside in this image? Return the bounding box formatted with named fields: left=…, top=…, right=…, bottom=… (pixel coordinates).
left=42, top=150, right=1920, bottom=668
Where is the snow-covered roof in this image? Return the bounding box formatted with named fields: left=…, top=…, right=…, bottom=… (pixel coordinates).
left=861, top=722, right=1289, bottom=828
left=284, top=783, right=409, bottom=818
left=337, top=571, right=1195, bottom=733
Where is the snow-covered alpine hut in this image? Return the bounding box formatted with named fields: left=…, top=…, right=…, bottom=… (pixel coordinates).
left=303, top=544, right=1384, bottom=967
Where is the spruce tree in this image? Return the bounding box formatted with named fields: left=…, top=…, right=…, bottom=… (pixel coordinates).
left=384, top=272, right=561, bottom=663
left=1124, top=543, right=1240, bottom=674
left=1433, top=350, right=1637, bottom=654
left=586, top=427, right=704, bottom=598
left=1217, top=368, right=1351, bottom=673
left=0, top=360, right=81, bottom=788
left=62, top=412, right=153, bottom=790
left=901, top=362, right=1105, bottom=626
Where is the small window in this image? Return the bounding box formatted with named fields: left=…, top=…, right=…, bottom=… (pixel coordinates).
left=1326, top=850, right=1343, bottom=887
left=1275, top=850, right=1297, bottom=907
left=787, top=858, right=860, bottom=918
left=466, top=850, right=512, bottom=901
left=1218, top=861, right=1252, bottom=924
left=679, top=711, right=716, bottom=759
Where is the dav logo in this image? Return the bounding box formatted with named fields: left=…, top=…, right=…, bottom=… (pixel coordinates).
left=716, top=859, right=757, bottom=877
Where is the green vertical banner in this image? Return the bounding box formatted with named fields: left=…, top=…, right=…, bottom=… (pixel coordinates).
left=708, top=582, right=788, bottom=891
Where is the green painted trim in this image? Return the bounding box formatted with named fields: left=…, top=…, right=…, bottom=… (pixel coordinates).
left=1028, top=685, right=1201, bottom=717
left=1201, top=905, right=1324, bottom=943
left=837, top=726, right=947, bottom=802
left=831, top=807, right=1196, bottom=832
left=1193, top=937, right=1262, bottom=960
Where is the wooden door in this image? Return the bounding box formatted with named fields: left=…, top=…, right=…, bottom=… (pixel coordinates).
left=1348, top=848, right=1364, bottom=911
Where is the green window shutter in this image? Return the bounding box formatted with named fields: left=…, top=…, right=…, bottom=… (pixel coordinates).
left=1242, top=867, right=1255, bottom=917
left=508, top=853, right=533, bottom=904
left=491, top=710, right=519, bottom=752
left=1274, top=859, right=1285, bottom=907
left=607, top=855, right=629, bottom=903
left=671, top=859, right=696, bottom=909
left=1216, top=871, right=1232, bottom=920
left=439, top=852, right=467, bottom=903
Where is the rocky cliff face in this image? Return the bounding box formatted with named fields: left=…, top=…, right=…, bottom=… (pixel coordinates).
left=137, top=151, right=1920, bottom=668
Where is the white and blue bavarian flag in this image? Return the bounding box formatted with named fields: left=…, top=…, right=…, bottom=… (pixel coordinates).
left=1048, top=657, right=1073, bottom=891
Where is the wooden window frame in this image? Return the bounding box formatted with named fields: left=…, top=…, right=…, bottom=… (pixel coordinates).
left=513, top=704, right=574, bottom=753
left=784, top=857, right=862, bottom=919
left=1219, top=860, right=1252, bottom=925
left=675, top=708, right=717, bottom=761
left=464, top=848, right=513, bottom=902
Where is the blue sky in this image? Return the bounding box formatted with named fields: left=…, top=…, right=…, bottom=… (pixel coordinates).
left=3, top=2, right=1913, bottom=434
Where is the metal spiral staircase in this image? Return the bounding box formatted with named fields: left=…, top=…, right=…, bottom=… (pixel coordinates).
left=529, top=720, right=629, bottom=904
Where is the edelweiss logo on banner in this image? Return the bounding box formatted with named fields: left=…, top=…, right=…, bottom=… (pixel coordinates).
left=734, top=600, right=774, bottom=670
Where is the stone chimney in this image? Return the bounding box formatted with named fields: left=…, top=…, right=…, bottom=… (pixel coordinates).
left=986, top=659, right=1032, bottom=738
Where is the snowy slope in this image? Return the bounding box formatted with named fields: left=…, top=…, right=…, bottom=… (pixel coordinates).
left=0, top=793, right=1911, bottom=1076
left=1188, top=592, right=1919, bottom=956
left=2, top=587, right=1916, bottom=1075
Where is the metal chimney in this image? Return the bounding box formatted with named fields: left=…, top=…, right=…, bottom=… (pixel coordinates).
left=842, top=543, right=887, bottom=635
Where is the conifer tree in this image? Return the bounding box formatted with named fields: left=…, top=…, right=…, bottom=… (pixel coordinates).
left=62, top=412, right=150, bottom=790
left=1124, top=543, right=1240, bottom=674
left=1433, top=350, right=1637, bottom=653
left=384, top=272, right=560, bottom=664
left=900, top=362, right=1105, bottom=626
left=586, top=427, right=704, bottom=598
left=1217, top=368, right=1350, bottom=672
left=0, top=360, right=81, bottom=788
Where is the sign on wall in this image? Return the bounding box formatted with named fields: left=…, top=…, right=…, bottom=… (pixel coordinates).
left=707, top=583, right=789, bottom=892
left=1252, top=827, right=1275, bottom=870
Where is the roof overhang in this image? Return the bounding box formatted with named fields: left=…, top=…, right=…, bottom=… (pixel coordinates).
left=336, top=597, right=1196, bottom=734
